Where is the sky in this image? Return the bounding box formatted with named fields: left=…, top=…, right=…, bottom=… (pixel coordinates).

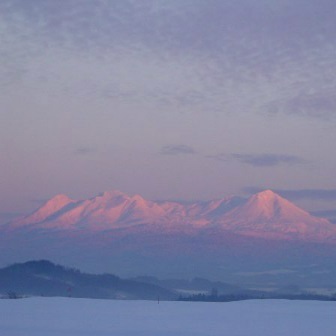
left=1, top=0, right=336, bottom=221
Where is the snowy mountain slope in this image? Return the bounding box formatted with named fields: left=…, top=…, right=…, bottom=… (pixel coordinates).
left=10, top=191, right=168, bottom=230
left=11, top=194, right=76, bottom=228
left=215, top=190, right=336, bottom=241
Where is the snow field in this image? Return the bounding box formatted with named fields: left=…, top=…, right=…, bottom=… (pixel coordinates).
left=0, top=298, right=335, bottom=336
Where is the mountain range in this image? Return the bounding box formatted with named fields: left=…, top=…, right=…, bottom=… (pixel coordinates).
left=1, top=189, right=336, bottom=287
left=6, top=189, right=336, bottom=242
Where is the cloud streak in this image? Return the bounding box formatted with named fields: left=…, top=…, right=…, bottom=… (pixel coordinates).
left=209, top=153, right=306, bottom=167
left=266, top=93, right=336, bottom=120
left=74, top=147, right=97, bottom=156
left=160, top=145, right=196, bottom=156
left=1, top=0, right=336, bottom=118
left=243, top=187, right=336, bottom=201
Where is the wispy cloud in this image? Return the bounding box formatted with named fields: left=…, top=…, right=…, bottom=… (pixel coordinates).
left=0, top=0, right=336, bottom=142
left=232, top=153, right=306, bottom=167
left=243, top=187, right=336, bottom=201
left=209, top=153, right=306, bottom=167
left=206, top=153, right=228, bottom=162
left=160, top=145, right=196, bottom=156
left=2, top=0, right=336, bottom=117
left=73, top=147, right=97, bottom=156
left=265, top=93, right=336, bottom=120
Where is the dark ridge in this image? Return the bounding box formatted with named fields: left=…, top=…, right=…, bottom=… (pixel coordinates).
left=0, top=260, right=175, bottom=301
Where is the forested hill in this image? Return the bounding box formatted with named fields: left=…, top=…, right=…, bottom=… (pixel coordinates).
left=0, top=260, right=175, bottom=300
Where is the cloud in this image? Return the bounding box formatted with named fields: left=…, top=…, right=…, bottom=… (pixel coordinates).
left=233, top=153, right=306, bottom=167
left=1, top=0, right=336, bottom=122
left=73, top=147, right=97, bottom=156
left=265, top=93, right=336, bottom=120
left=206, top=153, right=228, bottom=162
left=209, top=153, right=306, bottom=167
left=159, top=145, right=196, bottom=156
left=243, top=187, right=336, bottom=201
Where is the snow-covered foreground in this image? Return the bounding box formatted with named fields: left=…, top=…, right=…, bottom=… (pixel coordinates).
left=0, top=298, right=335, bottom=336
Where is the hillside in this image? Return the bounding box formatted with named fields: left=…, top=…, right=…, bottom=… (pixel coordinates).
left=0, top=260, right=175, bottom=300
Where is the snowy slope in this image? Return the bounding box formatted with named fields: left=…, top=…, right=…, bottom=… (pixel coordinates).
left=0, top=298, right=335, bottom=336
left=11, top=194, right=76, bottom=228
left=8, top=190, right=243, bottom=230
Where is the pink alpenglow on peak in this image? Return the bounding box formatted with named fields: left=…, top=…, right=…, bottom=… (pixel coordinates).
left=216, top=190, right=335, bottom=240
left=11, top=194, right=76, bottom=228
left=242, top=189, right=312, bottom=221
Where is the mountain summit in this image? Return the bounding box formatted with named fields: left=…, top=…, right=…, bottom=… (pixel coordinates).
left=214, top=190, right=334, bottom=240
left=227, top=189, right=313, bottom=222
left=11, top=194, right=76, bottom=228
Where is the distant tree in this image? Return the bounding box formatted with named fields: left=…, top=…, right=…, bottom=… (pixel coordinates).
left=7, top=291, right=18, bottom=299
left=210, top=288, right=218, bottom=298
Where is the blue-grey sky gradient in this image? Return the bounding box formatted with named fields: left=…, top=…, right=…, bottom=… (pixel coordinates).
left=1, top=0, right=336, bottom=216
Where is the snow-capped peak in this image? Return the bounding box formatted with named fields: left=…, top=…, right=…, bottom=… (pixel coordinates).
left=244, top=189, right=310, bottom=221
left=46, top=194, right=74, bottom=207
left=11, top=194, right=76, bottom=227
left=37, top=194, right=75, bottom=216
left=253, top=189, right=279, bottom=200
